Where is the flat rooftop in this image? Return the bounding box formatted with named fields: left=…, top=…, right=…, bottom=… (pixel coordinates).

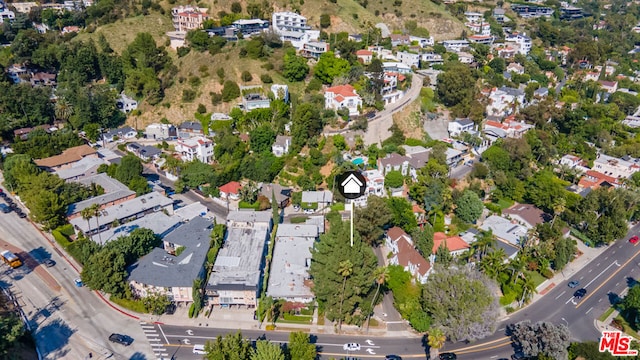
left=207, top=221, right=271, bottom=291
left=70, top=191, right=173, bottom=233
left=91, top=211, right=182, bottom=245
left=267, top=224, right=317, bottom=300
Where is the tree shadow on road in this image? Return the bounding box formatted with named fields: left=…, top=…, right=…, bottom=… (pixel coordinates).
left=627, top=277, right=637, bottom=288
left=33, top=317, right=75, bottom=358
left=129, top=352, right=149, bottom=360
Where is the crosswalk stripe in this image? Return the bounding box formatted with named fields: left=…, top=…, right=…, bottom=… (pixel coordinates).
left=151, top=343, right=164, bottom=348
left=141, top=325, right=155, bottom=329
left=148, top=338, right=162, bottom=342
left=143, top=329, right=157, bottom=333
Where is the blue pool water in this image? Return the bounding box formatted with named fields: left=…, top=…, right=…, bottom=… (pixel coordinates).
left=352, top=157, right=364, bottom=165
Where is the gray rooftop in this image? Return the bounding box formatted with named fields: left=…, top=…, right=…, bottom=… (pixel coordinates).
left=67, top=174, right=135, bottom=216
left=454, top=118, right=474, bottom=126
left=91, top=211, right=182, bottom=245
left=267, top=224, right=318, bottom=301
left=104, top=126, right=135, bottom=139
left=479, top=215, right=527, bottom=246
left=498, top=86, right=525, bottom=97
left=207, top=218, right=271, bottom=291
left=274, top=135, right=291, bottom=147
left=179, top=121, right=202, bottom=131
left=301, top=190, right=333, bottom=204
left=55, top=156, right=106, bottom=180
left=260, top=183, right=291, bottom=205
left=305, top=216, right=326, bottom=234
left=226, top=210, right=272, bottom=225
left=70, top=191, right=174, bottom=233
left=128, top=217, right=213, bottom=288
left=174, top=202, right=209, bottom=221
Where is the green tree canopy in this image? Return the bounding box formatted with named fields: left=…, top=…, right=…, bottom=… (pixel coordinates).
left=287, top=332, right=317, bottom=360
left=384, top=170, right=404, bottom=189
left=454, top=189, right=484, bottom=223
left=355, top=195, right=392, bottom=245
left=422, top=265, right=501, bottom=341
left=204, top=331, right=253, bottom=360
left=314, top=52, right=351, bottom=84
left=283, top=49, right=309, bottom=82
left=309, top=220, right=378, bottom=326
left=508, top=321, right=570, bottom=359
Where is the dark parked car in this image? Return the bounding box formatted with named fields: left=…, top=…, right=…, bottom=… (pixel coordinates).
left=439, top=353, right=457, bottom=360
left=574, top=288, right=587, bottom=299
left=109, top=333, right=132, bottom=346
left=385, top=355, right=402, bottom=360
left=43, top=259, right=55, bottom=268
left=165, top=303, right=176, bottom=315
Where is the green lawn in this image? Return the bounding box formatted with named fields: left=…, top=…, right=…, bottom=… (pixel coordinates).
left=497, top=198, right=515, bottom=210
left=290, top=216, right=309, bottom=224
left=278, top=314, right=313, bottom=324
left=527, top=271, right=547, bottom=288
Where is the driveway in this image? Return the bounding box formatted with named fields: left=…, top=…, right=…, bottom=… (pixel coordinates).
left=324, top=74, right=424, bottom=146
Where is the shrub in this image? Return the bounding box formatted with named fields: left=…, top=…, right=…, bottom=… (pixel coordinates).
left=189, top=76, right=201, bottom=87
left=111, top=296, right=148, bottom=313
left=221, top=80, right=240, bottom=101
left=197, top=103, right=207, bottom=114
left=320, top=14, right=331, bottom=28
left=52, top=230, right=72, bottom=248
left=260, top=74, right=273, bottom=83
left=177, top=46, right=191, bottom=57
left=541, top=268, right=554, bottom=279
left=485, top=202, right=502, bottom=214
left=210, top=92, right=223, bottom=105
left=241, top=70, right=253, bottom=82
left=265, top=324, right=276, bottom=330
left=182, top=89, right=197, bottom=102
left=188, top=303, right=196, bottom=318
left=58, top=224, right=75, bottom=236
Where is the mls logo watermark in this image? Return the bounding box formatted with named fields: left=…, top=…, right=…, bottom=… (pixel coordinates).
left=599, top=331, right=638, bottom=356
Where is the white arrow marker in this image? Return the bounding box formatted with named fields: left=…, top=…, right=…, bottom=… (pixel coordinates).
left=183, top=339, right=191, bottom=345
left=186, top=330, right=194, bottom=336
left=366, top=348, right=376, bottom=355
left=365, top=339, right=375, bottom=346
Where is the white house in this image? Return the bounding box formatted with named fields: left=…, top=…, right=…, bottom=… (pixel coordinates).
left=301, top=41, right=329, bottom=59
left=175, top=136, right=214, bottom=163
left=457, top=52, right=475, bottom=64
left=272, top=11, right=310, bottom=33
left=466, top=22, right=491, bottom=36
left=324, top=84, right=362, bottom=116
left=593, top=153, right=640, bottom=179
left=145, top=123, right=177, bottom=140
left=356, top=49, right=373, bottom=64
left=505, top=32, right=532, bottom=55
left=348, top=169, right=385, bottom=207
left=441, top=40, right=470, bottom=53
left=464, top=11, right=483, bottom=23
left=506, top=62, right=525, bottom=75
left=116, top=93, right=138, bottom=113
left=396, top=51, right=420, bottom=68
left=272, top=135, right=291, bottom=157
left=409, top=35, right=435, bottom=47
left=448, top=118, right=475, bottom=137
left=386, top=227, right=432, bottom=284
left=486, top=86, right=526, bottom=116
left=0, top=7, right=15, bottom=23
left=6, top=64, right=27, bottom=84
left=102, top=126, right=137, bottom=143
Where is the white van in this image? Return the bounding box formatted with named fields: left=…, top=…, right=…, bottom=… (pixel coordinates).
left=192, top=344, right=206, bottom=354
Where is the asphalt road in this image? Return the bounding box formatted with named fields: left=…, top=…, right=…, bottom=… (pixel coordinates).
left=0, top=184, right=154, bottom=359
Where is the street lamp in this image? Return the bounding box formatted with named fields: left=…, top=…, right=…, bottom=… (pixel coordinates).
left=561, top=317, right=569, bottom=327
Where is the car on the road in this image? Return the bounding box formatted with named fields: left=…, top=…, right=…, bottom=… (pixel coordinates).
left=630, top=236, right=639, bottom=244
left=439, top=353, right=457, bottom=360
left=343, top=343, right=361, bottom=351
left=568, top=280, right=579, bottom=288
left=43, top=259, right=55, bottom=267
left=193, top=344, right=206, bottom=354
left=303, top=209, right=314, bottom=214
left=574, top=288, right=587, bottom=299
left=74, top=278, right=83, bottom=287
left=0, top=204, right=11, bottom=213
left=511, top=352, right=534, bottom=360
left=16, top=211, right=26, bottom=218
left=385, top=355, right=402, bottom=360
left=108, top=333, right=132, bottom=346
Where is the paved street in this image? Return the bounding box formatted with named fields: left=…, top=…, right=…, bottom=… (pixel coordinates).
left=0, top=186, right=154, bottom=359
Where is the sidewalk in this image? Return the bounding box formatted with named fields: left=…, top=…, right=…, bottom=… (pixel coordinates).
left=509, top=239, right=605, bottom=317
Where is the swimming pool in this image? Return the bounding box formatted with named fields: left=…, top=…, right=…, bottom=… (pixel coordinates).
left=352, top=157, right=364, bottom=165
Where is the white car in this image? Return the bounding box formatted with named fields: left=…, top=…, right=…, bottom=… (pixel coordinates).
left=303, top=209, right=315, bottom=214
left=343, top=343, right=361, bottom=351
left=193, top=344, right=206, bottom=354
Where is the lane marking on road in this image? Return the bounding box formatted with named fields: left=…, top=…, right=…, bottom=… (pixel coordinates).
left=586, top=307, right=594, bottom=314
left=589, top=269, right=593, bottom=273
left=584, top=261, right=620, bottom=289
left=157, top=324, right=170, bottom=344
left=164, top=334, right=382, bottom=349
left=454, top=338, right=513, bottom=354
left=580, top=276, right=584, bottom=280
left=447, top=336, right=511, bottom=352
left=555, top=291, right=567, bottom=300
left=577, top=251, right=640, bottom=309
left=597, top=263, right=601, bottom=266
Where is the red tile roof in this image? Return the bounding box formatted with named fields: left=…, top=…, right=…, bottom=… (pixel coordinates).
left=325, top=84, right=358, bottom=98
left=356, top=50, right=373, bottom=56
left=219, top=181, right=242, bottom=195
left=432, top=232, right=470, bottom=254
left=578, top=170, right=618, bottom=189
left=412, top=204, right=425, bottom=214
left=396, top=238, right=431, bottom=276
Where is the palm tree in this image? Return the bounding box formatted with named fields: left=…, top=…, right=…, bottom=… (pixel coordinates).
left=366, top=266, right=389, bottom=333
left=427, top=327, right=447, bottom=359
left=508, top=257, right=526, bottom=285
left=478, top=248, right=507, bottom=279
left=337, top=259, right=353, bottom=332
left=474, top=230, right=495, bottom=259
left=520, top=276, right=537, bottom=305
left=551, top=198, right=566, bottom=226
left=85, top=203, right=103, bottom=244
left=54, top=98, right=73, bottom=124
